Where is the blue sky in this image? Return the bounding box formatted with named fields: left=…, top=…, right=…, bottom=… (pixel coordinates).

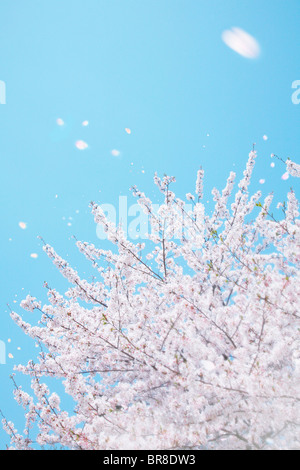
left=0, top=0, right=299, bottom=448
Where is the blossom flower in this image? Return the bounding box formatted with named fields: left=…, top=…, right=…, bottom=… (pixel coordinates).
left=20, top=295, right=41, bottom=313
left=3, top=150, right=300, bottom=451
left=286, top=159, right=300, bottom=178
left=195, top=168, right=204, bottom=199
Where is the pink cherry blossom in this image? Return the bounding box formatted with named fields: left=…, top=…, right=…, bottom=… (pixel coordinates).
left=3, top=150, right=300, bottom=451
left=286, top=159, right=300, bottom=177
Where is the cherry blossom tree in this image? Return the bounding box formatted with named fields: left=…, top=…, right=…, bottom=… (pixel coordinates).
left=2, top=151, right=300, bottom=450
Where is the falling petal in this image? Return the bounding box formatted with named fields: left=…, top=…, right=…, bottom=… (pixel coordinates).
left=270, top=162, right=275, bottom=168
left=75, top=140, right=88, bottom=150
left=281, top=172, right=289, bottom=181
left=259, top=179, right=265, bottom=184
left=82, top=120, right=89, bottom=126
left=19, top=222, right=27, bottom=230
left=263, top=135, right=268, bottom=141
left=30, top=253, right=38, bottom=259
left=222, top=27, right=260, bottom=59
left=125, top=128, right=131, bottom=134
left=111, top=149, right=120, bottom=157
left=56, top=118, right=64, bottom=126
left=8, top=353, right=14, bottom=359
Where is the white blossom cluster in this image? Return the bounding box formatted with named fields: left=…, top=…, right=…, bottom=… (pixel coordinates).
left=2, top=151, right=300, bottom=450
left=286, top=159, right=300, bottom=178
